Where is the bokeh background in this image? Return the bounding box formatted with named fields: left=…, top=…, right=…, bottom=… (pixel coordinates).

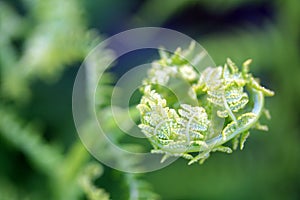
left=0, top=0, right=299, bottom=199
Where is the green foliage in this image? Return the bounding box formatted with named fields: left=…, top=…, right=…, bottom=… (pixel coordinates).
left=0, top=0, right=299, bottom=199
left=137, top=44, right=274, bottom=164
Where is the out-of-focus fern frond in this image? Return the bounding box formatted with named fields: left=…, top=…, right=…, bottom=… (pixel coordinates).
left=0, top=104, right=110, bottom=200
left=0, top=105, right=63, bottom=174
left=79, top=163, right=110, bottom=200
left=0, top=0, right=100, bottom=101
left=20, top=0, right=99, bottom=79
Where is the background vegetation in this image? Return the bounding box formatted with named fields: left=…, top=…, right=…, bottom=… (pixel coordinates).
left=0, top=0, right=299, bottom=199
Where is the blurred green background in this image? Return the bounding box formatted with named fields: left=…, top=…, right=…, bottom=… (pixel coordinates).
left=0, top=0, right=299, bottom=199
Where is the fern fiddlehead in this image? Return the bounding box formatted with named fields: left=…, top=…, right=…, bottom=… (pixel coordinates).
left=137, top=43, right=274, bottom=165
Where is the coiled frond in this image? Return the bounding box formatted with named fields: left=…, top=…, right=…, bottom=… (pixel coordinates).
left=137, top=44, right=274, bottom=165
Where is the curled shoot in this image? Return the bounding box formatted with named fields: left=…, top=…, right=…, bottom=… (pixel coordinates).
left=137, top=43, right=274, bottom=165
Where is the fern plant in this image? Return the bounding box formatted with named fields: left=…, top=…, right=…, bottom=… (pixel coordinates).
left=137, top=43, right=274, bottom=165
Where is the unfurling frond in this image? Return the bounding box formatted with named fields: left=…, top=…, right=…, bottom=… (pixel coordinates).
left=137, top=43, right=274, bottom=165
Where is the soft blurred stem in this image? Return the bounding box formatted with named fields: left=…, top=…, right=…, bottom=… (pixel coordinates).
left=60, top=141, right=89, bottom=183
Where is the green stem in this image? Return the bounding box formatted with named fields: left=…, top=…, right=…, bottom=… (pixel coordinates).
left=193, top=88, right=263, bottom=152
